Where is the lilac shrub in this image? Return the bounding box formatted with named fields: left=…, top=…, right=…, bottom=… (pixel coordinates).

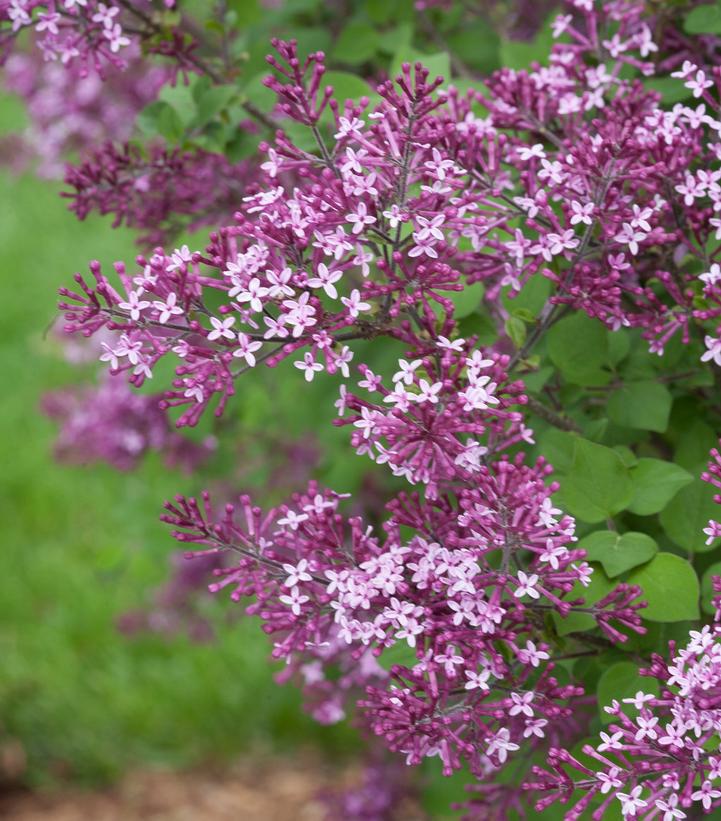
left=41, top=373, right=215, bottom=472
left=1, top=1, right=179, bottom=72
left=63, top=142, right=259, bottom=248
left=2, top=47, right=166, bottom=177
left=9, top=0, right=721, bottom=816
left=1, top=2, right=270, bottom=247
left=528, top=541, right=721, bottom=819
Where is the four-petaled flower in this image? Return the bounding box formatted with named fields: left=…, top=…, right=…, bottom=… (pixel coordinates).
left=207, top=315, right=236, bottom=341
left=233, top=332, right=263, bottom=367
left=153, top=292, right=183, bottom=324
left=617, top=786, right=647, bottom=818
left=341, top=289, right=371, bottom=318
left=294, top=352, right=324, bottom=382
left=307, top=263, right=343, bottom=299
left=346, top=202, right=376, bottom=234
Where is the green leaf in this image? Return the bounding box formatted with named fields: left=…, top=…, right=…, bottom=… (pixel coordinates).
left=290, top=26, right=332, bottom=57
left=621, top=343, right=659, bottom=381
left=660, top=478, right=720, bottom=553
left=323, top=71, right=373, bottom=103
left=505, top=316, right=526, bottom=348
left=499, top=22, right=555, bottom=69
left=701, top=561, right=721, bottom=616
left=332, top=23, right=378, bottom=65
left=547, top=313, right=610, bottom=386
left=450, top=281, right=485, bottom=318
left=390, top=49, right=450, bottom=82
left=365, top=0, right=392, bottom=22
left=556, top=438, right=633, bottom=523
left=377, top=641, right=418, bottom=671
left=136, top=100, right=185, bottom=143
left=579, top=530, right=657, bottom=578
left=445, top=20, right=500, bottom=74
left=502, top=274, right=551, bottom=317
left=420, top=51, right=451, bottom=81
left=645, top=76, right=691, bottom=105
left=419, top=760, right=473, bottom=817
left=522, top=365, right=552, bottom=393
left=628, top=459, right=693, bottom=516
left=552, top=564, right=613, bottom=636
left=376, top=22, right=413, bottom=55
left=157, top=83, right=197, bottom=127
left=192, top=84, right=237, bottom=128
left=607, top=330, right=630, bottom=366
left=674, top=420, right=718, bottom=471
left=512, top=307, right=536, bottom=323
left=685, top=3, right=721, bottom=35
left=612, top=446, right=637, bottom=468
left=607, top=381, right=672, bottom=432
left=458, top=310, right=496, bottom=346
left=242, top=73, right=277, bottom=112
left=222, top=129, right=257, bottom=162
left=627, top=553, right=699, bottom=622
left=191, top=74, right=212, bottom=104
left=226, top=0, right=262, bottom=24
left=281, top=119, right=318, bottom=153
left=596, top=661, right=660, bottom=724
left=365, top=0, right=414, bottom=24
left=583, top=417, right=609, bottom=442
left=537, top=428, right=576, bottom=473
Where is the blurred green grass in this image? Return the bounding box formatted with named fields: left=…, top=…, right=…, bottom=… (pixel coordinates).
left=0, top=94, right=354, bottom=787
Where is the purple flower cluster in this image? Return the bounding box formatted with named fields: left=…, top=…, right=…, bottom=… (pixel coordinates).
left=528, top=573, right=721, bottom=819
left=0, top=1, right=165, bottom=70
left=159, top=445, right=644, bottom=782
left=2, top=46, right=166, bottom=177
left=703, top=445, right=721, bottom=547
left=0, top=0, right=226, bottom=109
left=319, top=756, right=414, bottom=821
left=63, top=141, right=260, bottom=248
left=58, top=4, right=721, bottom=427
left=41, top=373, right=214, bottom=472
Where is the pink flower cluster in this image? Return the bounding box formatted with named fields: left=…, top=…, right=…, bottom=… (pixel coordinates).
left=64, top=142, right=259, bottom=248
left=58, top=4, right=721, bottom=428
left=0, top=1, right=211, bottom=87
left=2, top=46, right=166, bottom=177
left=2, top=1, right=141, bottom=69
left=319, top=756, right=414, bottom=820
left=703, top=445, right=721, bottom=547
left=528, top=572, right=721, bottom=819
left=162, top=464, right=643, bottom=772
left=41, top=373, right=215, bottom=472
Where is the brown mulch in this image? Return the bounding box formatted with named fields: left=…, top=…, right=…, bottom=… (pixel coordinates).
left=0, top=755, right=425, bottom=821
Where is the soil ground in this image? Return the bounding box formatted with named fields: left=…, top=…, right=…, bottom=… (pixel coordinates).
left=0, top=755, right=425, bottom=820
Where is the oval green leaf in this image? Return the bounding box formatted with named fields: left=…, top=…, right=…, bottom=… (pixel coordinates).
left=628, top=458, right=693, bottom=516
left=556, top=438, right=633, bottom=523
left=659, top=478, right=719, bottom=553
left=607, top=381, right=672, bottom=433
left=627, top=553, right=699, bottom=622
left=596, top=661, right=660, bottom=724
left=578, top=530, right=657, bottom=578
